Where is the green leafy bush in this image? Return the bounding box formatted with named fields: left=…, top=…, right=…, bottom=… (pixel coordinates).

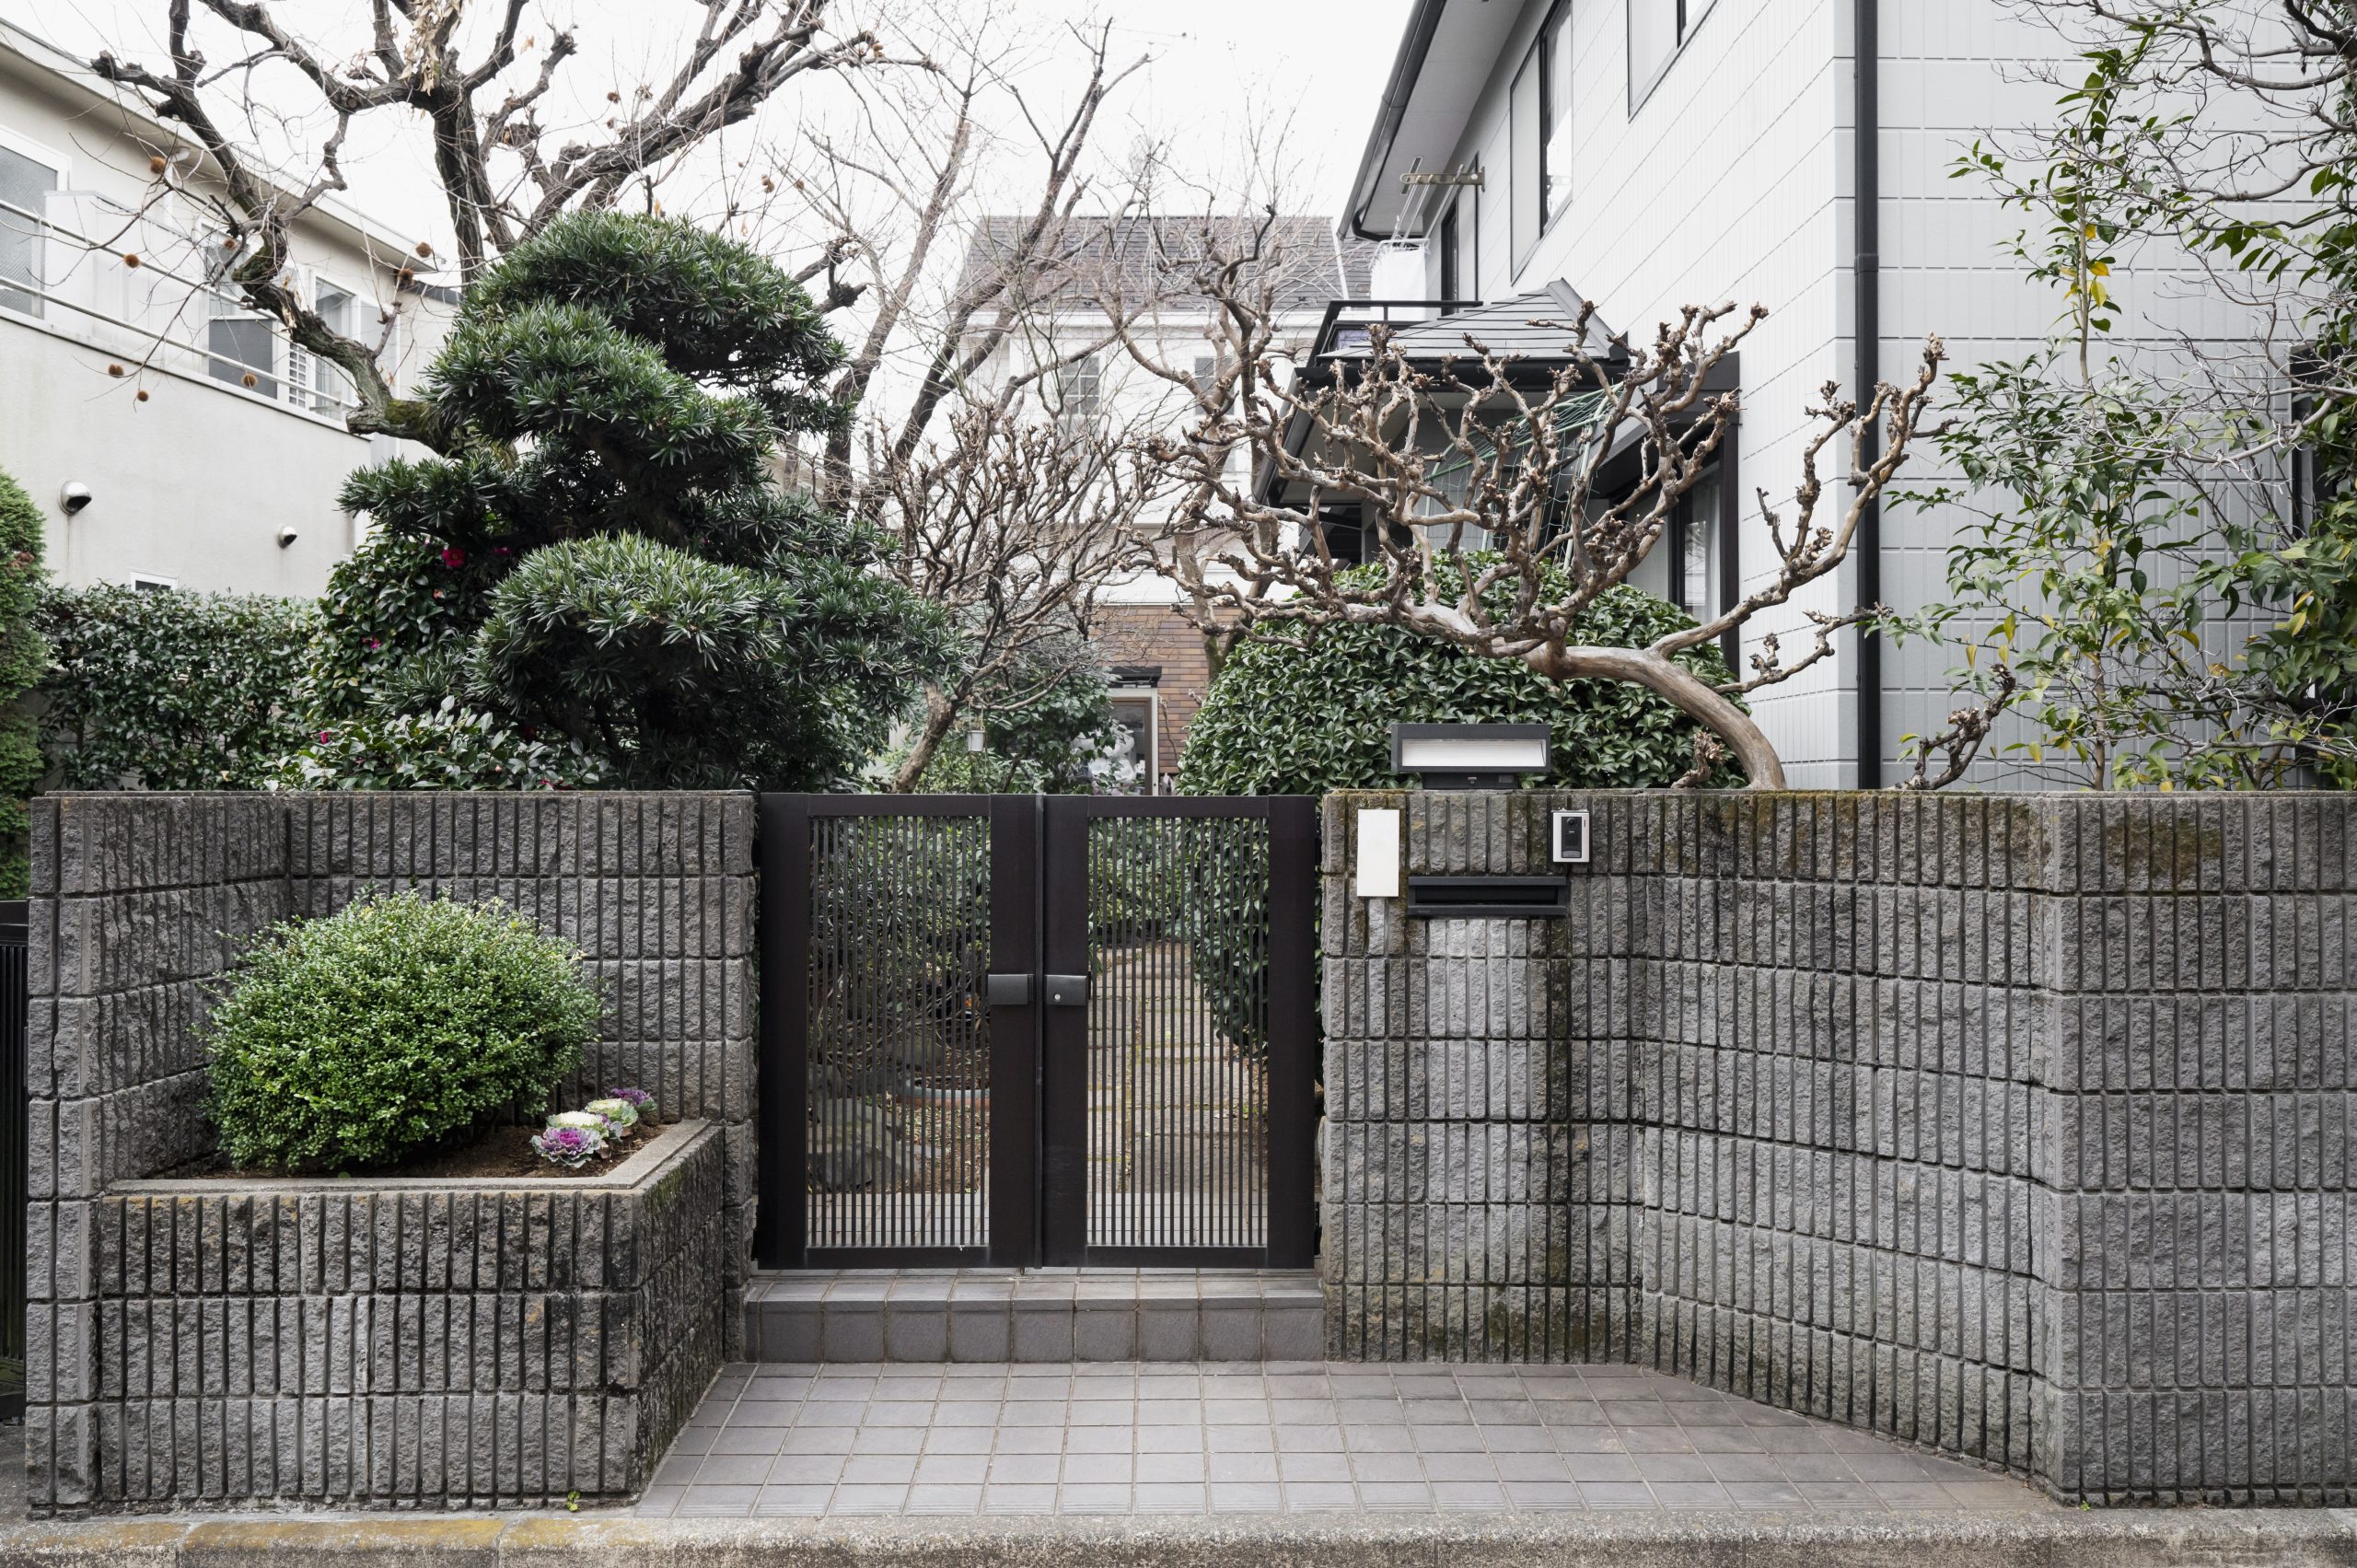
left=0, top=469, right=47, bottom=894
left=204, top=890, right=602, bottom=1172
left=40, top=585, right=312, bottom=789
left=1179, top=575, right=1745, bottom=796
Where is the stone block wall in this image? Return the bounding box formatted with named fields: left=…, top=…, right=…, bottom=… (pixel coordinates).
left=1321, top=789, right=2357, bottom=1505
left=81, top=1121, right=721, bottom=1509
left=26, top=793, right=754, bottom=1514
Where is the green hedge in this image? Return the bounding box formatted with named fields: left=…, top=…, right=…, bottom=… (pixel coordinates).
left=39, top=584, right=313, bottom=789
left=1178, top=579, right=1745, bottom=796
left=0, top=470, right=46, bottom=894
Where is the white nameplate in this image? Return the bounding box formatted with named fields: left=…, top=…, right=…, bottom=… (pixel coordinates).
left=1356, top=808, right=1402, bottom=898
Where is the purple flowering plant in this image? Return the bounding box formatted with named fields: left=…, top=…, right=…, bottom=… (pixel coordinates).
left=531, top=1123, right=605, bottom=1168
left=606, top=1087, right=654, bottom=1116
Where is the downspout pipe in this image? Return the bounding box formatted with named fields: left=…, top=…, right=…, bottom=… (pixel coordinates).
left=1852, top=0, right=1884, bottom=788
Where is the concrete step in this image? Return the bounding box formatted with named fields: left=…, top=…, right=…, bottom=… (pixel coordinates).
left=743, top=1269, right=1324, bottom=1363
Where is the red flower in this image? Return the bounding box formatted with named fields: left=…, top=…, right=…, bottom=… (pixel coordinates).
left=317, top=729, right=334, bottom=743
left=440, top=545, right=466, bottom=568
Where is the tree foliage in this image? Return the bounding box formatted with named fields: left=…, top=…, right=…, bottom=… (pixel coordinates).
left=40, top=585, right=309, bottom=791
left=1179, top=573, right=1746, bottom=796
left=1901, top=6, right=2357, bottom=787
left=300, top=212, right=942, bottom=790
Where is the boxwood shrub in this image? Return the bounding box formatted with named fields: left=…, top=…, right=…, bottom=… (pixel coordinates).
left=204, top=890, right=603, bottom=1172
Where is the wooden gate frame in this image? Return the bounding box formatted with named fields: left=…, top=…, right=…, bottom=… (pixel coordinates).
left=751, top=794, right=1316, bottom=1271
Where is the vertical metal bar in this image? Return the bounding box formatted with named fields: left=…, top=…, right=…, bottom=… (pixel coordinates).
left=1266, top=796, right=1318, bottom=1269
left=1040, top=796, right=1091, bottom=1265
left=988, top=796, right=1040, bottom=1266
left=753, top=794, right=811, bottom=1269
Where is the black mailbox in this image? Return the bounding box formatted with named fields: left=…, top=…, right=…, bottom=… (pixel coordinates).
left=1405, top=876, right=1571, bottom=919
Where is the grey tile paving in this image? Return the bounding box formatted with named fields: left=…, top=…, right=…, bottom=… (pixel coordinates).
left=632, top=1361, right=2057, bottom=1518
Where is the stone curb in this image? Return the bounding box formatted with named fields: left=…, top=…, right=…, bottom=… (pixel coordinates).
left=2, top=1510, right=2354, bottom=1567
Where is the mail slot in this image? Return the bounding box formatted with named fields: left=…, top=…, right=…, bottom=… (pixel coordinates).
left=1405, top=876, right=1571, bottom=918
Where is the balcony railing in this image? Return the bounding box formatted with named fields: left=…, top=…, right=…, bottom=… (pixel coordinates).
left=0, top=192, right=370, bottom=423
left=1308, top=297, right=1480, bottom=362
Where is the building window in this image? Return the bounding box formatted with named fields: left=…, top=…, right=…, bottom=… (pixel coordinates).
left=1514, top=4, right=1577, bottom=269
left=0, top=139, right=59, bottom=319
left=1055, top=353, right=1102, bottom=430
left=129, top=574, right=177, bottom=591
left=1439, top=201, right=1460, bottom=303
left=1630, top=0, right=1715, bottom=111
left=1670, top=466, right=1722, bottom=620
left=1511, top=48, right=1541, bottom=265
left=1541, top=4, right=1574, bottom=215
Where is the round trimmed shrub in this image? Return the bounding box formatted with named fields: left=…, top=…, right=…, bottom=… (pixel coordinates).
left=1178, top=577, right=1747, bottom=796
left=204, top=890, right=603, bottom=1172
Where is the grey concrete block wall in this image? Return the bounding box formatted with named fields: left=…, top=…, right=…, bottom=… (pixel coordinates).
left=1321, top=789, right=2357, bottom=1506
left=25, top=793, right=753, bottom=1514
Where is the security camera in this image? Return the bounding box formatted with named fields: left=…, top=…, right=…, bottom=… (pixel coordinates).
left=58, top=482, right=91, bottom=516
left=276, top=527, right=299, bottom=550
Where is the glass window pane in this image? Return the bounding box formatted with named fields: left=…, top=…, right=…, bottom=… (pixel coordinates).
left=0, top=144, right=57, bottom=318
left=208, top=316, right=279, bottom=399
left=1680, top=469, right=1721, bottom=618
left=1629, top=0, right=1678, bottom=105
left=311, top=282, right=356, bottom=412
left=1543, top=10, right=1575, bottom=214
left=1511, top=53, right=1541, bottom=262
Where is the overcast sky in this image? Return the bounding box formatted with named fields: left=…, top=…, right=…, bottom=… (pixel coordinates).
left=5, top=0, right=1415, bottom=249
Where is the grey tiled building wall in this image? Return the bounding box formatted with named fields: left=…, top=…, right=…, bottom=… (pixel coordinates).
left=1322, top=790, right=2357, bottom=1505
left=25, top=793, right=754, bottom=1512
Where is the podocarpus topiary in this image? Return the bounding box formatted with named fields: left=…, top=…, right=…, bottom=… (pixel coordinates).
left=203, top=890, right=603, bottom=1172
left=1175, top=565, right=1745, bottom=1056
left=292, top=211, right=945, bottom=790
left=0, top=468, right=44, bottom=895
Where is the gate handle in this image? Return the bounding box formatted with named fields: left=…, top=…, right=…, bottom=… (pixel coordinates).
left=984, top=973, right=1032, bottom=1006
left=1043, top=974, right=1088, bottom=1006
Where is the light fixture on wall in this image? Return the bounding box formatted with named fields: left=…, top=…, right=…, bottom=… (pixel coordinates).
left=1388, top=722, right=1550, bottom=791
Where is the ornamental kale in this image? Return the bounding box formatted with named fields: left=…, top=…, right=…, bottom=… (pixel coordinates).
left=531, top=1123, right=606, bottom=1168
left=584, top=1097, right=639, bottom=1135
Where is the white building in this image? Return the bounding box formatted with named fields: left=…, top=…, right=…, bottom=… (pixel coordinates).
left=1326, top=0, right=2248, bottom=786
left=955, top=215, right=1375, bottom=786
left=0, top=19, right=445, bottom=596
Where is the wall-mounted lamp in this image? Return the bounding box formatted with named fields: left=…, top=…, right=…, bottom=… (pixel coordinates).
left=1389, top=723, right=1550, bottom=791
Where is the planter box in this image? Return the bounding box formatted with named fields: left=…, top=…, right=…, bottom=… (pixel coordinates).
left=46, top=1120, right=726, bottom=1513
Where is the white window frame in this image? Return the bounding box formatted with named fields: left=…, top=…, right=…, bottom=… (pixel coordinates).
left=128, top=573, right=178, bottom=591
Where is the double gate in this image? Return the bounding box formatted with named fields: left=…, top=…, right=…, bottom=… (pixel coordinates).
left=752, top=795, right=1318, bottom=1271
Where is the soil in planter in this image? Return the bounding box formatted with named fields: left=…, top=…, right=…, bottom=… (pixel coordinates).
left=185, top=1121, right=668, bottom=1181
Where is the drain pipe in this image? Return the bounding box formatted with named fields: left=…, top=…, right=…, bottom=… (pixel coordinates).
left=1852, top=0, right=1884, bottom=788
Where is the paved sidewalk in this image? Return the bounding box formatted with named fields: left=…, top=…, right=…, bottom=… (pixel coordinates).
left=638, top=1360, right=2050, bottom=1518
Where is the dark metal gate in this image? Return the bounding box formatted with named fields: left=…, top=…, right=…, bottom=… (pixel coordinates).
left=752, top=796, right=1316, bottom=1271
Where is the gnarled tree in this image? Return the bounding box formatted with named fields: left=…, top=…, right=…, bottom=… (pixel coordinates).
left=1126, top=215, right=1943, bottom=789
left=88, top=0, right=883, bottom=443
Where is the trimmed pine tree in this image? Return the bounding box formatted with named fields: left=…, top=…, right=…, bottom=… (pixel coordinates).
left=292, top=212, right=942, bottom=790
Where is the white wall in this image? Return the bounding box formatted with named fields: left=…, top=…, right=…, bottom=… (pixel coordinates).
left=0, top=34, right=433, bottom=596
left=1411, top=0, right=2272, bottom=785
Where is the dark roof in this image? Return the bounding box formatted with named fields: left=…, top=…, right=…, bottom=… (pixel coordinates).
left=1321, top=282, right=1624, bottom=365
left=950, top=215, right=1376, bottom=316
